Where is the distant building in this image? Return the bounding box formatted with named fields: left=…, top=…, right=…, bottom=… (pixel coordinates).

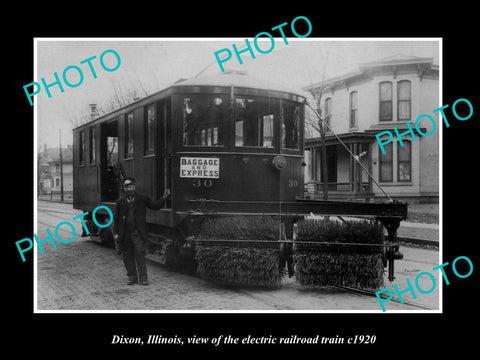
left=38, top=145, right=73, bottom=197
left=303, top=54, right=439, bottom=203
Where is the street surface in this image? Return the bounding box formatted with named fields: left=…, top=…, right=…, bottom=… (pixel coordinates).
left=35, top=200, right=441, bottom=312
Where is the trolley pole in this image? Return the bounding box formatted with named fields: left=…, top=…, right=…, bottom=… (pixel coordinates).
left=59, top=129, right=64, bottom=202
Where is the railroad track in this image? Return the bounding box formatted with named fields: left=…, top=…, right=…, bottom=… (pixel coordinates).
left=332, top=239, right=439, bottom=311
left=36, top=204, right=439, bottom=311
left=334, top=284, right=437, bottom=311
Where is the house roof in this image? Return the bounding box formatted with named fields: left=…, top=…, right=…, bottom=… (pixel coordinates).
left=305, top=122, right=428, bottom=147
left=303, top=54, right=437, bottom=93
left=303, top=70, right=368, bottom=93
left=358, top=54, right=433, bottom=69
left=305, top=132, right=376, bottom=147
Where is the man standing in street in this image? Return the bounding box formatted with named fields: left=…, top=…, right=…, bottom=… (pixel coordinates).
left=114, top=177, right=170, bottom=286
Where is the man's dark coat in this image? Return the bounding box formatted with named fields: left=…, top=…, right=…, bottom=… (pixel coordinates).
left=113, top=193, right=166, bottom=245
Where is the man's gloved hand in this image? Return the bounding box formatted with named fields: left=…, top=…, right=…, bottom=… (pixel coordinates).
left=163, top=188, right=171, bottom=199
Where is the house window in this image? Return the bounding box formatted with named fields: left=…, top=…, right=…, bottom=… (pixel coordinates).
left=379, top=81, right=393, bottom=121
left=55, top=177, right=60, bottom=187
left=398, top=140, right=412, bottom=182
left=349, top=91, right=358, bottom=128
left=324, top=98, right=332, bottom=127
left=379, top=142, right=393, bottom=182
left=144, top=104, right=155, bottom=155
left=79, top=131, right=85, bottom=166
left=89, top=126, right=96, bottom=164
left=125, top=112, right=134, bottom=158
left=398, top=80, right=411, bottom=120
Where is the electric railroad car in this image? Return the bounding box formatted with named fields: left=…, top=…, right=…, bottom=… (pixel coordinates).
left=72, top=70, right=407, bottom=274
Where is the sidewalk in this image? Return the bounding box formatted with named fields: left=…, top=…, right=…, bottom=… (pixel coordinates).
left=406, top=203, right=439, bottom=224
left=397, top=221, right=439, bottom=247
left=398, top=204, right=440, bottom=247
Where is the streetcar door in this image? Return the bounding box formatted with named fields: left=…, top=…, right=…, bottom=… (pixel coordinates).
left=99, top=119, right=119, bottom=202
left=159, top=98, right=172, bottom=208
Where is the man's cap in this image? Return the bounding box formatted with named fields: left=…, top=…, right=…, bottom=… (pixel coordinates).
left=123, top=177, right=135, bottom=186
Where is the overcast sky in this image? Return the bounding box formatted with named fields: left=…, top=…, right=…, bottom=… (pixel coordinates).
left=35, top=38, right=440, bottom=149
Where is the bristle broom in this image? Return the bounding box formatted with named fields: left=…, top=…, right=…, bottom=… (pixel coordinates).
left=194, top=216, right=282, bottom=287
left=294, top=218, right=385, bottom=289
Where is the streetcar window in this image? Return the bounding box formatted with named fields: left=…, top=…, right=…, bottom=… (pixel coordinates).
left=263, top=114, right=274, bottom=147
left=235, top=97, right=275, bottom=148
left=183, top=95, right=225, bottom=147
left=89, top=126, right=96, bottom=164
left=282, top=101, right=300, bottom=150
left=107, top=136, right=118, bottom=165
left=125, top=112, right=134, bottom=158
left=78, top=130, right=85, bottom=166
left=144, top=104, right=155, bottom=155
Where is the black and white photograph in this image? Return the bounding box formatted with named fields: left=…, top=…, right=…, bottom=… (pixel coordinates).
left=7, top=8, right=479, bottom=356
left=33, top=38, right=441, bottom=312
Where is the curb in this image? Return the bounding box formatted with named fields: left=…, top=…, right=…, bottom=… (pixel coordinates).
left=398, top=236, right=438, bottom=248
left=37, top=198, right=73, bottom=205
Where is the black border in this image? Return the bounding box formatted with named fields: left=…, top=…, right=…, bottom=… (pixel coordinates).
left=8, top=6, right=478, bottom=356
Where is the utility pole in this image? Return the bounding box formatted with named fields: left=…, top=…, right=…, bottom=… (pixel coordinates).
left=59, top=129, right=64, bottom=202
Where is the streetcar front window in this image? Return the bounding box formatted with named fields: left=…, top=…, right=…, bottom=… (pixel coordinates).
left=234, top=97, right=276, bottom=148
left=182, top=95, right=226, bottom=147
left=282, top=101, right=301, bottom=150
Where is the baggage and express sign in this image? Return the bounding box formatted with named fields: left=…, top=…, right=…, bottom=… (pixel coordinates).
left=180, top=157, right=220, bottom=178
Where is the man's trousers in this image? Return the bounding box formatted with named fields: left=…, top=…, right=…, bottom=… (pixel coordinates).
left=122, top=229, right=148, bottom=282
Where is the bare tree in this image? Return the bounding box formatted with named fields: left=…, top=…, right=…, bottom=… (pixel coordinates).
left=66, top=75, right=159, bottom=128
left=305, top=52, right=330, bottom=200
left=64, top=104, right=92, bottom=129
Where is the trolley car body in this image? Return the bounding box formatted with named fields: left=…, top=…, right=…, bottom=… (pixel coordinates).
left=74, top=71, right=304, bottom=213
left=72, top=70, right=407, bottom=272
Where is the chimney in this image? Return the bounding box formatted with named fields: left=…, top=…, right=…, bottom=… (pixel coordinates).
left=89, top=104, right=99, bottom=120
